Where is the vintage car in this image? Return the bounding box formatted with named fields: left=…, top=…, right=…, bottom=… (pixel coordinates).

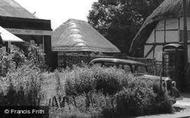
left=89, top=58, right=181, bottom=102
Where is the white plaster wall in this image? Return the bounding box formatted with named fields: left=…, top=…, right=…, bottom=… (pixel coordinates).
left=156, top=17, right=190, bottom=30
left=188, top=44, right=190, bottom=63
left=147, top=17, right=190, bottom=43
left=156, top=18, right=178, bottom=30
left=165, top=31, right=179, bottom=42
left=155, top=31, right=165, bottom=43
left=154, top=45, right=163, bottom=61
left=147, top=31, right=154, bottom=43
left=147, top=18, right=181, bottom=43
left=146, top=30, right=179, bottom=43
left=144, top=45, right=163, bottom=61
left=145, top=17, right=190, bottom=61
left=144, top=45, right=153, bottom=59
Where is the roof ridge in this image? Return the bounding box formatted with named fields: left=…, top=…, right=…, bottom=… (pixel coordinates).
left=0, top=0, right=36, bottom=19
left=11, top=0, right=36, bottom=18
left=52, top=18, right=120, bottom=53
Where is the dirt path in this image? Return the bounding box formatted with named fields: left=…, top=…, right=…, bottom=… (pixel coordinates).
left=137, top=93, right=190, bottom=118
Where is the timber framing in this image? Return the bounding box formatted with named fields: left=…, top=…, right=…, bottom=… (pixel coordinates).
left=144, top=14, right=189, bottom=58
left=145, top=42, right=190, bottom=45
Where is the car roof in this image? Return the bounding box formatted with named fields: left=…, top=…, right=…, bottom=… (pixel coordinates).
left=90, top=58, right=146, bottom=66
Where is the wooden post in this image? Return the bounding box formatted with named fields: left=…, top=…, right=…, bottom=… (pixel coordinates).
left=183, top=0, right=188, bottom=65
left=42, top=36, right=45, bottom=51
left=153, top=30, right=156, bottom=58
left=178, top=17, right=181, bottom=41
left=164, top=19, right=167, bottom=43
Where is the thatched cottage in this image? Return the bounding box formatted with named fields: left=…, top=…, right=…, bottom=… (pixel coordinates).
left=52, top=19, right=120, bottom=67
left=130, top=0, right=190, bottom=90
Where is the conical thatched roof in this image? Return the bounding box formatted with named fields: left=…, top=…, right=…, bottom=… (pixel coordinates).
left=0, top=0, right=35, bottom=19
left=130, top=0, right=190, bottom=55
left=52, top=19, right=120, bottom=53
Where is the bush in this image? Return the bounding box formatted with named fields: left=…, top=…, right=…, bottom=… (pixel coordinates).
left=108, top=78, right=173, bottom=117
left=150, top=92, right=174, bottom=114
left=74, top=92, right=109, bottom=113
left=93, top=66, right=129, bottom=95
left=0, top=64, right=43, bottom=106
left=63, top=65, right=174, bottom=117
left=65, top=66, right=129, bottom=97
left=0, top=60, right=174, bottom=117
left=0, top=44, right=47, bottom=106
left=65, top=66, right=95, bottom=96
left=73, top=67, right=95, bottom=95
left=114, top=85, right=155, bottom=116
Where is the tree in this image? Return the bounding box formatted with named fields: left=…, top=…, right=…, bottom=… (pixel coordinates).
left=88, top=0, right=163, bottom=54
left=0, top=43, right=46, bottom=76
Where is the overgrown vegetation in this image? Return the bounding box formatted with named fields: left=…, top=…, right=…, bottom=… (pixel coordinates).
left=49, top=66, right=174, bottom=118
left=0, top=64, right=42, bottom=106
left=0, top=46, right=174, bottom=117
left=0, top=44, right=46, bottom=106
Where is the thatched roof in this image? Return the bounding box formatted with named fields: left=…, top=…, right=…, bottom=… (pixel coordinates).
left=129, top=0, right=190, bottom=56
left=0, top=0, right=35, bottom=19
left=52, top=19, right=120, bottom=53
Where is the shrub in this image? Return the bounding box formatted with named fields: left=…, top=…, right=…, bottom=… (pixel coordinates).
left=150, top=92, right=174, bottom=114
left=63, top=66, right=130, bottom=112
left=65, top=66, right=95, bottom=96
left=0, top=64, right=43, bottom=106
left=93, top=66, right=129, bottom=95
left=38, top=70, right=69, bottom=107
left=0, top=44, right=47, bottom=106
left=110, top=77, right=173, bottom=117
left=63, top=65, right=174, bottom=117
left=0, top=63, right=172, bottom=117
left=74, top=67, right=95, bottom=95
left=72, top=92, right=109, bottom=113
left=65, top=66, right=129, bottom=97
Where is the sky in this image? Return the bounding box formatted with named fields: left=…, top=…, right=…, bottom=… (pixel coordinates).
left=15, top=0, right=97, bottom=29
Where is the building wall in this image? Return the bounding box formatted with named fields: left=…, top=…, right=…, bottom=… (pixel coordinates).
left=0, top=16, right=53, bottom=67
left=44, top=35, right=54, bottom=68
left=0, top=16, right=51, bottom=30
left=15, top=35, right=53, bottom=68
left=144, top=17, right=190, bottom=91
left=188, top=42, right=190, bottom=63
left=144, top=17, right=190, bottom=61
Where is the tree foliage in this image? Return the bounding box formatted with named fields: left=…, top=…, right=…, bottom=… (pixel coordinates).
left=0, top=44, right=46, bottom=76
left=88, top=0, right=163, bottom=53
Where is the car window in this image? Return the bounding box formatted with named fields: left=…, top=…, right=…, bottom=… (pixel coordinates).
left=93, top=62, right=102, bottom=67
left=103, top=62, right=115, bottom=67
left=135, top=66, right=147, bottom=74
left=118, top=64, right=123, bottom=69
left=123, top=64, right=132, bottom=72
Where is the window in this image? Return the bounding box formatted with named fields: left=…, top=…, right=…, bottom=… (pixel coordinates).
left=135, top=66, right=147, bottom=74
left=103, top=62, right=115, bottom=67
left=123, top=65, right=132, bottom=72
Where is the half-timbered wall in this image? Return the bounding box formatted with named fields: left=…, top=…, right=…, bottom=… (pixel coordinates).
left=144, top=17, right=190, bottom=61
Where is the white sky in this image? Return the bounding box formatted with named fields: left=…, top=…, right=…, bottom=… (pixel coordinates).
left=15, top=0, right=97, bottom=29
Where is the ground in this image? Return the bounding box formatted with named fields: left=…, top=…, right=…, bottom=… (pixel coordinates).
left=137, top=93, right=190, bottom=118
